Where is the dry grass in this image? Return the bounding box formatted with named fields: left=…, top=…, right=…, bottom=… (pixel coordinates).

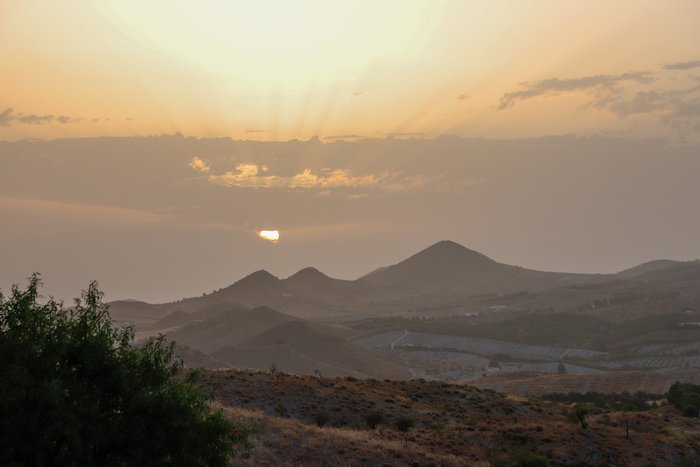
left=200, top=369, right=700, bottom=466
left=219, top=405, right=470, bottom=466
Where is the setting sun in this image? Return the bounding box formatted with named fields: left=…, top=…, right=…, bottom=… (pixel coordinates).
left=258, top=230, right=280, bottom=243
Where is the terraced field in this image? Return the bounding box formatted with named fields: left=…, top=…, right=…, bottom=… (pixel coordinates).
left=594, top=355, right=700, bottom=370
left=356, top=331, right=605, bottom=361
left=633, top=341, right=700, bottom=356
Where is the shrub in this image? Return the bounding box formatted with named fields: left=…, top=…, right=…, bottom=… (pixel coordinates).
left=682, top=404, right=699, bottom=418
left=396, top=416, right=415, bottom=433
left=364, top=410, right=385, bottom=429
left=515, top=450, right=550, bottom=467
left=668, top=382, right=700, bottom=417
left=274, top=401, right=288, bottom=417
left=568, top=403, right=591, bottom=429
left=314, top=411, right=329, bottom=427
left=0, top=275, right=238, bottom=466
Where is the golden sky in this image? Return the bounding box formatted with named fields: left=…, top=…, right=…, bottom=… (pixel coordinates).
left=2, top=0, right=700, bottom=141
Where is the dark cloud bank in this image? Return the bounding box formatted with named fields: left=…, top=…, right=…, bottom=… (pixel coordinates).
left=1, top=134, right=699, bottom=302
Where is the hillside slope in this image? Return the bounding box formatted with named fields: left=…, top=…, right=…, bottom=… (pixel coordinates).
left=203, top=369, right=700, bottom=466
left=169, top=306, right=297, bottom=353
left=359, top=240, right=604, bottom=294
left=212, top=320, right=410, bottom=379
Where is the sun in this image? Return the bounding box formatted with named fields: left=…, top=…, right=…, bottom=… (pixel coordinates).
left=258, top=230, right=280, bottom=243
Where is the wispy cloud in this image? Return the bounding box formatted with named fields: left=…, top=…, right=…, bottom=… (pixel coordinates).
left=57, top=115, right=83, bottom=124
left=591, top=90, right=668, bottom=116
left=0, top=108, right=13, bottom=127
left=497, top=67, right=700, bottom=134
left=18, top=114, right=56, bottom=124
left=589, top=83, right=700, bottom=130
left=663, top=60, right=700, bottom=71
left=0, top=107, right=84, bottom=126
left=498, top=72, right=653, bottom=109
left=662, top=96, right=700, bottom=131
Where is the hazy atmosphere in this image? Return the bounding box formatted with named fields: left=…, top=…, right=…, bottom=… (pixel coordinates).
left=2, top=135, right=700, bottom=302
left=2, top=1, right=700, bottom=302
left=3, top=2, right=700, bottom=465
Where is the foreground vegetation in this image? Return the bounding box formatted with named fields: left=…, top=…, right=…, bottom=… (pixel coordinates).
left=0, top=276, right=238, bottom=466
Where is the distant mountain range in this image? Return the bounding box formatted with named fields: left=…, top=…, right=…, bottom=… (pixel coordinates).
left=110, top=240, right=699, bottom=325
left=108, top=240, right=700, bottom=378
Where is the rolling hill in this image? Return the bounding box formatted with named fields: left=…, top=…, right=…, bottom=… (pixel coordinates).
left=211, top=320, right=410, bottom=379
left=168, top=306, right=297, bottom=353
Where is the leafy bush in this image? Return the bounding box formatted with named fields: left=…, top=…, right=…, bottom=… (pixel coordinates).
left=515, top=450, right=550, bottom=467
left=568, top=403, right=592, bottom=429
left=668, top=382, right=700, bottom=417
left=314, top=411, right=329, bottom=427
left=395, top=416, right=415, bottom=433
left=682, top=404, right=699, bottom=418
left=364, top=410, right=385, bottom=429
left=0, top=275, right=238, bottom=466
left=274, top=401, right=288, bottom=417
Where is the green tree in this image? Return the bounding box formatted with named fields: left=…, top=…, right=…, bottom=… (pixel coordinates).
left=395, top=416, right=415, bottom=446
left=568, top=403, right=591, bottom=429
left=668, top=381, right=700, bottom=417
left=364, top=410, right=385, bottom=429
left=0, top=275, right=238, bottom=466
left=682, top=404, right=699, bottom=418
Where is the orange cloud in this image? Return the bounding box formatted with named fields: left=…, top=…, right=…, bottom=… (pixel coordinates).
left=202, top=162, right=391, bottom=190
left=188, top=156, right=211, bottom=173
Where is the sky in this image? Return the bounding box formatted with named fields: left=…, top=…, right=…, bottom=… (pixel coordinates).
left=1, top=1, right=700, bottom=302
left=2, top=0, right=700, bottom=142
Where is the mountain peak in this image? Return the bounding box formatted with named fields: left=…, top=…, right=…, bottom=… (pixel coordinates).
left=287, top=267, right=329, bottom=282
left=425, top=240, right=471, bottom=252
left=235, top=269, right=279, bottom=286
left=414, top=240, right=494, bottom=263
left=359, top=240, right=499, bottom=288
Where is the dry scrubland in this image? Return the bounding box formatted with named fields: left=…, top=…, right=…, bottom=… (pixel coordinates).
left=201, top=369, right=700, bottom=466
left=473, top=369, right=700, bottom=397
